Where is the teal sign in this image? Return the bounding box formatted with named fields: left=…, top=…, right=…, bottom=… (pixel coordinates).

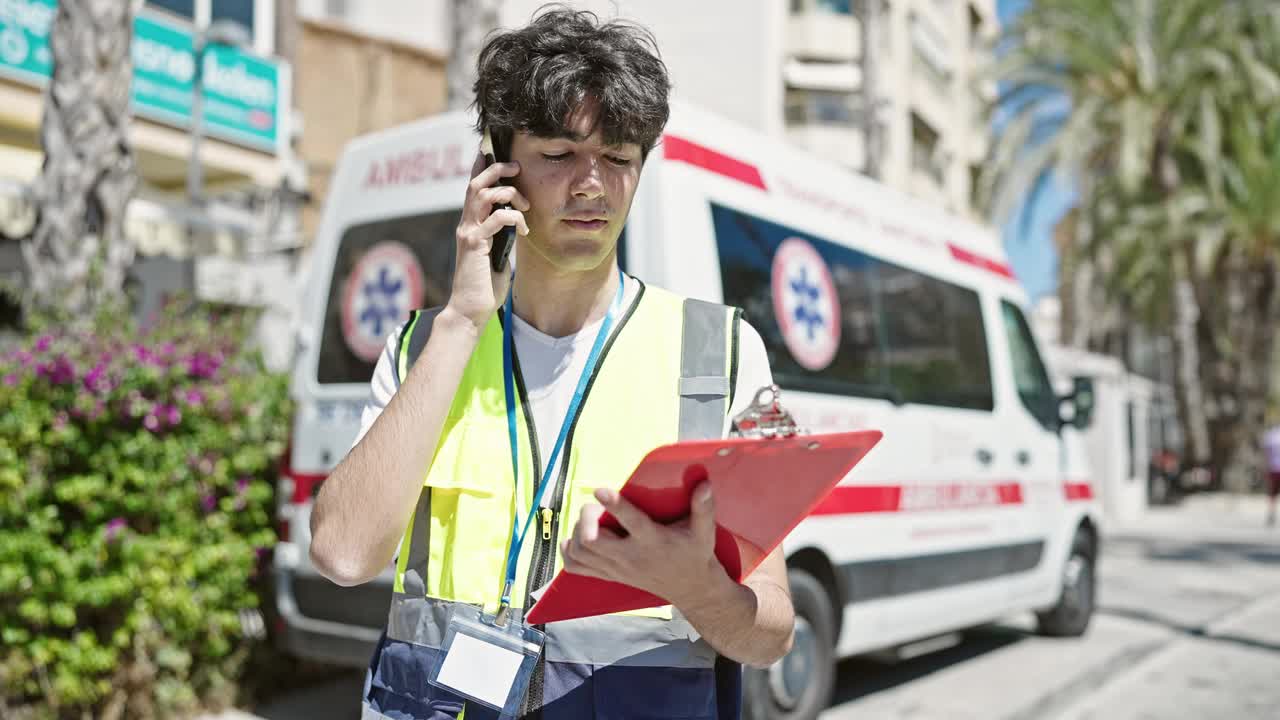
left=0, top=0, right=286, bottom=154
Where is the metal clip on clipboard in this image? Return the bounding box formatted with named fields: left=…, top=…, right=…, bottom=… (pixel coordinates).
left=729, top=384, right=807, bottom=439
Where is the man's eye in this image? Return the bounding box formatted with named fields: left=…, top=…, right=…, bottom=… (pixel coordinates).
left=607, top=156, right=634, bottom=167
left=542, top=152, right=570, bottom=162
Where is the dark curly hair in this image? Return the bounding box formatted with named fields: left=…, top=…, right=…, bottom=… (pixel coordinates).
left=472, top=5, right=672, bottom=157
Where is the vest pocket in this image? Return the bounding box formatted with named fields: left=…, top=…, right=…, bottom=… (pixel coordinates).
left=423, top=418, right=515, bottom=606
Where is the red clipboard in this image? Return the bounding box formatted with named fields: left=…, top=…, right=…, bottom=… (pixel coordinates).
left=524, top=429, right=882, bottom=625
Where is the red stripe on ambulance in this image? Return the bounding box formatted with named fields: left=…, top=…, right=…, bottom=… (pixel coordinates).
left=662, top=134, right=768, bottom=190
left=810, top=482, right=1024, bottom=516
left=1063, top=482, right=1094, bottom=501
left=947, top=243, right=1016, bottom=280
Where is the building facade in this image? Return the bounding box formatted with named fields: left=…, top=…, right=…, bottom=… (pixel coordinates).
left=495, top=0, right=1000, bottom=221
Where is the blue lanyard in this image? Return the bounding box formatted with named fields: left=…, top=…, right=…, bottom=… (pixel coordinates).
left=499, top=269, right=626, bottom=611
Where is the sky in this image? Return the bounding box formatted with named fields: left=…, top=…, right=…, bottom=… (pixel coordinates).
left=995, top=0, right=1076, bottom=302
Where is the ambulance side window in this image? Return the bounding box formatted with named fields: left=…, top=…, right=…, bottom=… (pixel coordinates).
left=879, top=265, right=993, bottom=410
left=317, top=210, right=460, bottom=385
left=710, top=202, right=993, bottom=411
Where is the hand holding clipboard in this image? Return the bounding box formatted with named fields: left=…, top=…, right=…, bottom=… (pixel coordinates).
left=525, top=386, right=882, bottom=625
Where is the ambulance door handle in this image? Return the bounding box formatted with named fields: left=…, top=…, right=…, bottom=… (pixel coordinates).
left=1016, top=450, right=1032, bottom=466
left=976, top=448, right=994, bottom=466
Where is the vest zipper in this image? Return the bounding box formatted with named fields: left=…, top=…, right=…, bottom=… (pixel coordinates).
left=519, top=281, right=646, bottom=720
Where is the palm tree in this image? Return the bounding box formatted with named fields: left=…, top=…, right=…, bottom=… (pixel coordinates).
left=22, top=0, right=139, bottom=319
left=982, top=0, right=1280, bottom=490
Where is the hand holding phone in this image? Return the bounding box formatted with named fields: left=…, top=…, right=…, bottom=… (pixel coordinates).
left=481, top=127, right=517, bottom=273
left=444, top=130, right=528, bottom=330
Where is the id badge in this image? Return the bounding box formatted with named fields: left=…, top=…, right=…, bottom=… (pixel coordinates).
left=427, top=604, right=546, bottom=715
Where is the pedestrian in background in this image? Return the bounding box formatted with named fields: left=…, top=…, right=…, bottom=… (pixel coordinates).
left=1264, top=424, right=1280, bottom=527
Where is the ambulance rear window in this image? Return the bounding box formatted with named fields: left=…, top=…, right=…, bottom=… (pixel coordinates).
left=316, top=210, right=460, bottom=385
left=711, top=203, right=993, bottom=411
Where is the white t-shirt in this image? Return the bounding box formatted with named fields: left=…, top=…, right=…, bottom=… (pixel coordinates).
left=351, top=275, right=775, bottom=502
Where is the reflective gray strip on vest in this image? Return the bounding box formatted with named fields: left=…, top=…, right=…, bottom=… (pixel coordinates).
left=544, top=612, right=717, bottom=668
left=385, top=593, right=714, bottom=670
left=679, top=299, right=731, bottom=441
left=399, top=490, right=432, bottom=597
left=386, top=594, right=481, bottom=650
left=398, top=307, right=443, bottom=382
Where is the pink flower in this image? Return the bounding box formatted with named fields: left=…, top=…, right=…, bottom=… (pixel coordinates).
left=186, top=352, right=222, bottom=379
left=37, top=356, right=75, bottom=385
left=82, top=363, right=109, bottom=394
left=104, top=517, right=127, bottom=542
left=143, top=413, right=161, bottom=432
left=201, top=494, right=217, bottom=513
left=33, top=335, right=53, bottom=353
left=2, top=374, right=17, bottom=387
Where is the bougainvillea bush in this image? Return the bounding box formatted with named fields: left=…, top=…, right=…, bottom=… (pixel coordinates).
left=0, top=302, right=292, bottom=719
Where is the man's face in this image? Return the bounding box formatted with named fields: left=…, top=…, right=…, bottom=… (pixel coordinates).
left=508, top=101, right=643, bottom=273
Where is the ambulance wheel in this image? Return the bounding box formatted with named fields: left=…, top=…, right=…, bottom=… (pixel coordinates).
left=744, top=569, right=836, bottom=720
left=1035, top=529, right=1096, bottom=637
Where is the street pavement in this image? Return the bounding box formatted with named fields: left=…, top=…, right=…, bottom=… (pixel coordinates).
left=822, top=493, right=1280, bottom=720
left=215, top=493, right=1279, bottom=720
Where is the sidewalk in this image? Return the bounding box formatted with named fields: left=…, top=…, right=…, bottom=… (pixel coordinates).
left=1058, top=590, right=1280, bottom=720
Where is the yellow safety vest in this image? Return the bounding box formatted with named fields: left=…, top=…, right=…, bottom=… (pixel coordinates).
left=364, top=278, right=744, bottom=720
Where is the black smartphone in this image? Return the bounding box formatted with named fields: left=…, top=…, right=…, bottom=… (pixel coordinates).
left=481, top=126, right=517, bottom=273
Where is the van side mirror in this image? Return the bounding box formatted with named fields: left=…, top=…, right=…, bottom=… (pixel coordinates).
left=1059, top=376, right=1095, bottom=430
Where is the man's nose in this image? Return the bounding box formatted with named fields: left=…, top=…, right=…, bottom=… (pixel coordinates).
left=570, top=156, right=605, bottom=199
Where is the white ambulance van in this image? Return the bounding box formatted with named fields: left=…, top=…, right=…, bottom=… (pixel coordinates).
left=274, top=101, right=1101, bottom=720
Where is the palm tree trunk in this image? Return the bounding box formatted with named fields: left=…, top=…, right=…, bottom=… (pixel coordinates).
left=23, top=0, right=137, bottom=319
left=1211, top=258, right=1279, bottom=493
left=448, top=0, right=502, bottom=111
left=1171, top=246, right=1212, bottom=466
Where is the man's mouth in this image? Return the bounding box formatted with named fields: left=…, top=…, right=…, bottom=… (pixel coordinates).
left=562, top=217, right=609, bottom=231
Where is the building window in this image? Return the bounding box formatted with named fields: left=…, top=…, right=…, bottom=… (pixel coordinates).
left=212, top=0, right=255, bottom=36
left=970, top=163, right=983, bottom=210
left=1127, top=400, right=1138, bottom=480
left=711, top=202, right=994, bottom=411
left=910, top=12, right=952, bottom=94
left=791, top=0, right=855, bottom=14
left=785, top=87, right=860, bottom=127
left=147, top=0, right=195, bottom=19
left=969, top=3, right=983, bottom=43
left=911, top=112, right=944, bottom=184
left=815, top=0, right=853, bottom=14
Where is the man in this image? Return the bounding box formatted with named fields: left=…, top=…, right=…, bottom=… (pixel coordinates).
left=309, top=8, right=795, bottom=719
